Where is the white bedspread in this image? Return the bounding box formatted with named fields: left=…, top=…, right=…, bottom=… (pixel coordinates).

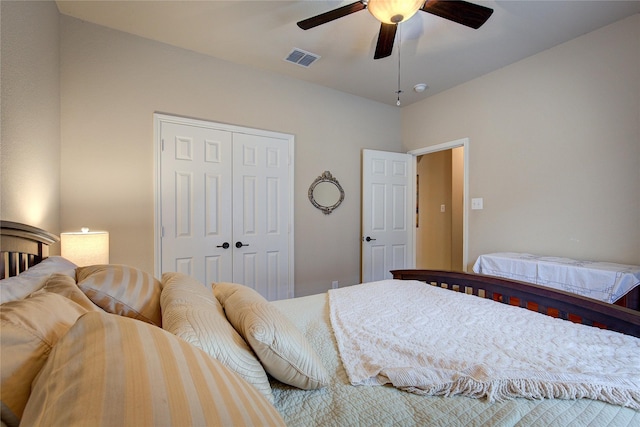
left=329, top=280, right=640, bottom=410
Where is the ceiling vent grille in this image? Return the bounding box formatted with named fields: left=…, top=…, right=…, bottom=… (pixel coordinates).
left=284, top=48, right=320, bottom=68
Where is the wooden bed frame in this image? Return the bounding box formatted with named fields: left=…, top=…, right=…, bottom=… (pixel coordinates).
left=0, top=220, right=59, bottom=279
left=1, top=221, right=638, bottom=338
left=392, top=269, right=640, bottom=338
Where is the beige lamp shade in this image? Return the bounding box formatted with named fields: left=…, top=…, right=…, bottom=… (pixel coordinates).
left=61, top=228, right=109, bottom=266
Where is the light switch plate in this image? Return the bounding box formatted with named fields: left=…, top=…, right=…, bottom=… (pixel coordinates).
left=471, top=198, right=483, bottom=210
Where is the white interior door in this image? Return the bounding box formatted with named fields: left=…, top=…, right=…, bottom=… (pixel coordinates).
left=156, top=114, right=294, bottom=299
left=160, top=122, right=233, bottom=285
left=361, top=149, right=414, bottom=283
left=232, top=133, right=291, bottom=300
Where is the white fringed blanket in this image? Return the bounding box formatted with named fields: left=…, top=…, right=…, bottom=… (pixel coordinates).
left=328, top=280, right=640, bottom=409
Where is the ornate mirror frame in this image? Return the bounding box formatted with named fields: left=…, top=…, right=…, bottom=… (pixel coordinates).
left=308, top=171, right=345, bottom=215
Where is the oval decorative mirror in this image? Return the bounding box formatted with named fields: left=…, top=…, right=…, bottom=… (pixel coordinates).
left=308, top=171, right=345, bottom=215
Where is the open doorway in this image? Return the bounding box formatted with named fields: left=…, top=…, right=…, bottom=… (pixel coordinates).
left=416, top=148, right=464, bottom=270
left=410, top=138, right=468, bottom=271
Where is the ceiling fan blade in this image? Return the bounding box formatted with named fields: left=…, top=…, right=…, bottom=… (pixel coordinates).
left=297, top=1, right=366, bottom=30
left=421, top=0, right=493, bottom=29
left=374, top=23, right=397, bottom=60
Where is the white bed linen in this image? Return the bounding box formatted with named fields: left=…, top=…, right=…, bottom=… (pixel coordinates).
left=270, top=292, right=640, bottom=427
left=472, top=252, right=640, bottom=303
left=0, top=257, right=77, bottom=304
left=329, top=280, right=639, bottom=408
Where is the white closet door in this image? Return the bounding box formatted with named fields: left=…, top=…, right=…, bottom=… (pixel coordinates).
left=160, top=122, right=233, bottom=286
left=232, top=133, right=290, bottom=301
left=157, top=114, right=294, bottom=299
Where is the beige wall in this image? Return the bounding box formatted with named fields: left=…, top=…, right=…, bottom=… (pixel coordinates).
left=402, top=14, right=640, bottom=268
left=4, top=2, right=638, bottom=295
left=1, top=0, right=60, bottom=240
left=59, top=16, right=401, bottom=296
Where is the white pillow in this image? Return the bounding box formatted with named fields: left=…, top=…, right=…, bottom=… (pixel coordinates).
left=213, top=282, right=329, bottom=390
left=161, top=273, right=274, bottom=402
left=0, top=257, right=77, bottom=304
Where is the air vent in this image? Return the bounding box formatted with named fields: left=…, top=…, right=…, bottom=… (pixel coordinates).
left=284, top=48, right=320, bottom=68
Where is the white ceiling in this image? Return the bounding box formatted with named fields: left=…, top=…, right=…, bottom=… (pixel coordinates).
left=55, top=1, right=640, bottom=107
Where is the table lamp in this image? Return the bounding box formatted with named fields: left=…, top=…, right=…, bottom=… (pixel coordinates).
left=61, top=227, right=109, bottom=266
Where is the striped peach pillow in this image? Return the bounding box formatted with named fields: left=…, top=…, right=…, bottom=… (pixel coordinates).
left=160, top=272, right=274, bottom=402
left=0, top=288, right=90, bottom=427
left=77, top=265, right=162, bottom=326
left=41, top=273, right=101, bottom=312
left=21, top=312, right=285, bottom=427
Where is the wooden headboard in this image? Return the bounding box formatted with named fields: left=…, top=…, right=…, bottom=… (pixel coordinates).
left=0, top=221, right=59, bottom=279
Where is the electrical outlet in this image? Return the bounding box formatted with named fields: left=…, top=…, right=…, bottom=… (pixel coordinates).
left=331, top=281, right=339, bottom=289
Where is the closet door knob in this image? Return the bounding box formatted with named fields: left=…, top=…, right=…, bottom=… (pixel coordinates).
left=216, top=242, right=230, bottom=249
left=235, top=241, right=249, bottom=248
left=365, top=236, right=376, bottom=242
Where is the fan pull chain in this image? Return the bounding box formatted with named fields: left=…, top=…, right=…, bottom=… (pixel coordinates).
left=396, top=24, right=402, bottom=107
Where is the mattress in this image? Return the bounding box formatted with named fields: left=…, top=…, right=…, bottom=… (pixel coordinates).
left=270, top=292, right=640, bottom=427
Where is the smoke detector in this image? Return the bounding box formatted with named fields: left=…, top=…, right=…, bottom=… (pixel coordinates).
left=413, top=83, right=429, bottom=93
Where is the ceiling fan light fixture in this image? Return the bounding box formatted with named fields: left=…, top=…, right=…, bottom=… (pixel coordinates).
left=367, top=0, right=425, bottom=25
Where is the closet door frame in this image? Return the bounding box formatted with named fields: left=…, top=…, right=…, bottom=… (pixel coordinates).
left=153, top=113, right=295, bottom=298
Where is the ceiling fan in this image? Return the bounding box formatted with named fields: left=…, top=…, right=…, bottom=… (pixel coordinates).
left=297, top=0, right=494, bottom=60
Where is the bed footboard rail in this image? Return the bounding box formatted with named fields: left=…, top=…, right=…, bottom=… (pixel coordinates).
left=391, top=269, right=640, bottom=338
